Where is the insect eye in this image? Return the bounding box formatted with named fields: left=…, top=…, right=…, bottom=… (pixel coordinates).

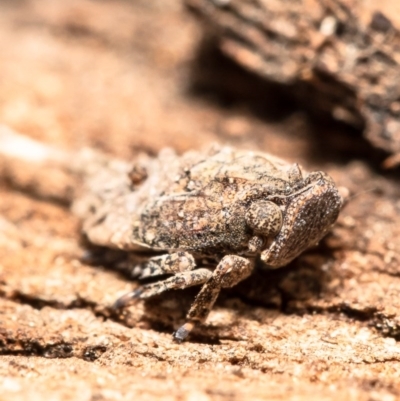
left=245, top=200, right=282, bottom=236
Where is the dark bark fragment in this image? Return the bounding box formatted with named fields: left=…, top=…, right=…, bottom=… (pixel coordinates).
left=186, top=0, right=400, bottom=162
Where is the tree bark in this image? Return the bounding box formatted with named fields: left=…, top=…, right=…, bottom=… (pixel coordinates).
left=187, top=0, right=400, bottom=163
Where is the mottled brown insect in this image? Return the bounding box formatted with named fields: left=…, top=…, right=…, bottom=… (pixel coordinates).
left=72, top=145, right=342, bottom=342
left=0, top=130, right=342, bottom=342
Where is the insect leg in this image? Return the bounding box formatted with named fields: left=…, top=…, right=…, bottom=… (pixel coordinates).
left=173, top=255, right=253, bottom=343
left=113, top=268, right=212, bottom=309
left=129, top=252, right=196, bottom=279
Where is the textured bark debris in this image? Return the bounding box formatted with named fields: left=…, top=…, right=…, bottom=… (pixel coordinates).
left=0, top=127, right=342, bottom=342
left=185, top=0, right=400, bottom=164
left=3, top=1, right=400, bottom=399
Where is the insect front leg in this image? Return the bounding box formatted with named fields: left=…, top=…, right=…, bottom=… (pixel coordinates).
left=112, top=252, right=206, bottom=309
left=174, top=255, right=254, bottom=343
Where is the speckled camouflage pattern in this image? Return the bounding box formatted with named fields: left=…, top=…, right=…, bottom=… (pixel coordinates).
left=72, top=145, right=342, bottom=341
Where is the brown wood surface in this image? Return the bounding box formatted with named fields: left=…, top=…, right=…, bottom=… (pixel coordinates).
left=0, top=1, right=400, bottom=400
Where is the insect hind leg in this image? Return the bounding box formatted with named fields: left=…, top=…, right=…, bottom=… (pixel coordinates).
left=123, top=252, right=196, bottom=279
left=138, top=252, right=196, bottom=279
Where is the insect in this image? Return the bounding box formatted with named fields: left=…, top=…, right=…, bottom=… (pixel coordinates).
left=73, top=145, right=343, bottom=341
left=0, top=129, right=342, bottom=342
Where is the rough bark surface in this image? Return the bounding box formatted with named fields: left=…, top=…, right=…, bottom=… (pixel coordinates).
left=186, top=0, right=400, bottom=164
left=1, top=1, right=400, bottom=400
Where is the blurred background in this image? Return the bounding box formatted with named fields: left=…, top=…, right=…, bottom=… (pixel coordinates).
left=0, top=0, right=364, bottom=164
